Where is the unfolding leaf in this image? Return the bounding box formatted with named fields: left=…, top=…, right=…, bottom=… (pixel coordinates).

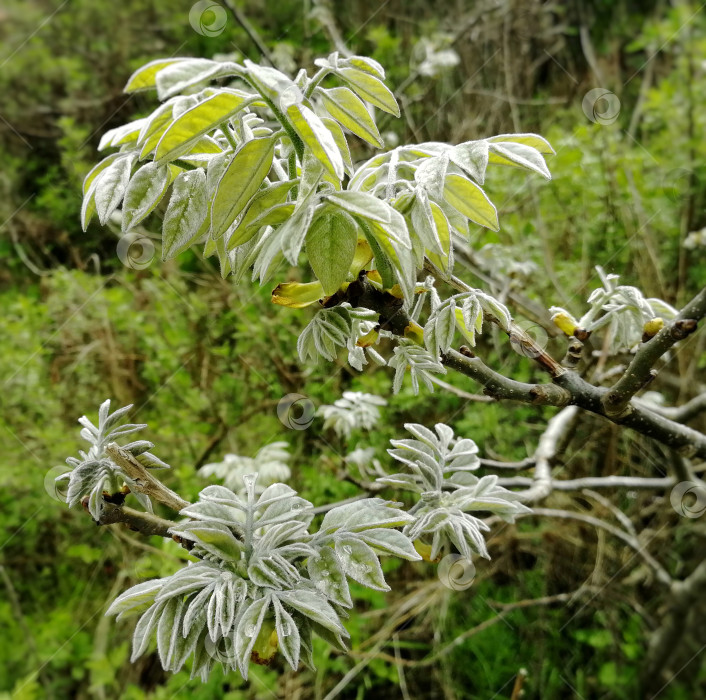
left=271, top=281, right=325, bottom=308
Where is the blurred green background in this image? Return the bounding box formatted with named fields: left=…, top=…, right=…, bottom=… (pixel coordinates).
left=1, top=1, right=705, bottom=698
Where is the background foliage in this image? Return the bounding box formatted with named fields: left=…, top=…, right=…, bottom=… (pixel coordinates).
left=1, top=1, right=705, bottom=698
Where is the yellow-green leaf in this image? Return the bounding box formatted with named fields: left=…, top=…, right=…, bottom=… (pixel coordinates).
left=320, top=87, right=383, bottom=148
left=425, top=201, right=452, bottom=273
left=336, top=68, right=400, bottom=117
left=286, top=103, right=344, bottom=180
left=443, top=173, right=499, bottom=231
left=271, top=281, right=325, bottom=308
left=155, top=91, right=252, bottom=163
left=124, top=58, right=186, bottom=93
left=488, top=133, right=555, bottom=155
left=210, top=136, right=276, bottom=239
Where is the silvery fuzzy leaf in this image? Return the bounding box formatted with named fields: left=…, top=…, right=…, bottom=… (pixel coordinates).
left=447, top=438, right=480, bottom=471
left=414, top=152, right=449, bottom=200
left=424, top=299, right=457, bottom=357
left=449, top=515, right=490, bottom=559
left=189, top=626, right=214, bottom=681
left=277, top=590, right=346, bottom=635
left=389, top=342, right=446, bottom=395
left=248, top=552, right=301, bottom=588
left=375, top=473, right=424, bottom=493
left=297, top=306, right=354, bottom=362
left=156, top=563, right=218, bottom=602
left=234, top=596, right=271, bottom=679
left=297, top=619, right=316, bottom=670
left=320, top=498, right=414, bottom=534
left=156, top=597, right=180, bottom=669
left=307, top=619, right=350, bottom=653
left=134, top=451, right=171, bottom=470
left=405, top=508, right=452, bottom=540
left=199, top=484, right=246, bottom=505
left=172, top=607, right=206, bottom=671
left=272, top=597, right=301, bottom=670
left=163, top=596, right=187, bottom=671
left=256, top=493, right=314, bottom=528
left=335, top=537, right=389, bottom=590
left=357, top=528, right=421, bottom=561
left=182, top=583, right=217, bottom=636
left=450, top=140, right=489, bottom=184
left=317, top=391, right=387, bottom=439
left=475, top=290, right=512, bottom=331
left=307, top=546, right=352, bottom=608
left=169, top=521, right=243, bottom=561
left=255, top=521, right=310, bottom=552
left=131, top=599, right=166, bottom=662
left=179, top=500, right=245, bottom=530
left=107, top=578, right=165, bottom=620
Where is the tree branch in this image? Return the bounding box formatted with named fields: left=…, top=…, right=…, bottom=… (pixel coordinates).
left=97, top=502, right=177, bottom=539
left=104, top=443, right=191, bottom=512
left=602, top=287, right=706, bottom=417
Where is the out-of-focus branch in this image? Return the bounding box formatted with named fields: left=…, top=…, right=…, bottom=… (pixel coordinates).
left=512, top=508, right=672, bottom=587
left=635, top=392, right=706, bottom=423
left=515, top=405, right=579, bottom=503
left=642, top=559, right=706, bottom=690
left=498, top=475, right=674, bottom=490
left=219, top=0, right=275, bottom=66
left=602, top=287, right=706, bottom=417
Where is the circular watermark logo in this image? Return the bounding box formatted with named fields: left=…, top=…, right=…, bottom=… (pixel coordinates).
left=509, top=320, right=549, bottom=359
left=189, top=1, right=227, bottom=37
left=117, top=233, right=155, bottom=270
left=277, top=393, right=315, bottom=431
left=582, top=88, right=621, bottom=125
left=204, top=630, right=239, bottom=668
left=661, top=167, right=698, bottom=204
left=44, top=465, right=72, bottom=503
left=438, top=553, right=476, bottom=591
left=670, top=481, right=706, bottom=519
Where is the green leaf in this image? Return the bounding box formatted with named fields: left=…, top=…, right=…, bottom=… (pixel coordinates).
left=124, top=58, right=187, bottom=93
left=443, top=173, right=499, bottom=231
left=320, top=117, right=353, bottom=171
left=320, top=87, right=383, bottom=148
left=280, top=201, right=316, bottom=265
left=122, top=162, right=171, bottom=232
left=427, top=202, right=453, bottom=274
left=450, top=141, right=489, bottom=184
left=336, top=68, right=400, bottom=117
left=285, top=102, right=344, bottom=180
left=324, top=190, right=392, bottom=224
left=210, top=136, right=276, bottom=239
left=306, top=210, right=358, bottom=295
left=229, top=180, right=298, bottom=249
left=155, top=91, right=253, bottom=163
left=162, top=168, right=208, bottom=260
left=94, top=154, right=135, bottom=225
